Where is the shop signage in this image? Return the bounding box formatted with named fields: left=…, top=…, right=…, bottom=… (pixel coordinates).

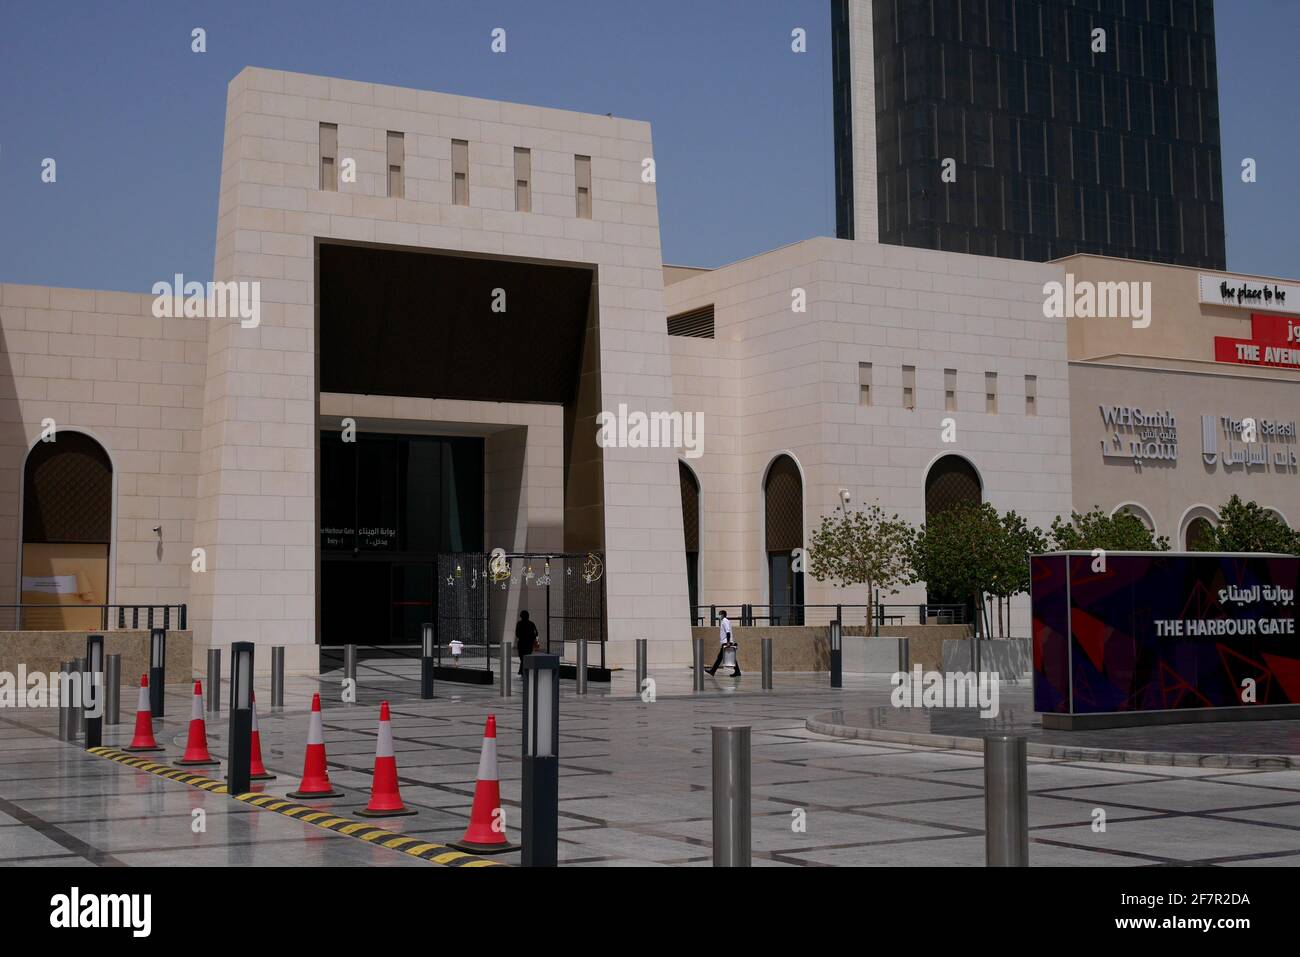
left=1199, top=274, right=1300, bottom=314
left=1098, top=405, right=1179, bottom=468
left=1214, top=312, right=1300, bottom=370
left=1200, top=415, right=1298, bottom=472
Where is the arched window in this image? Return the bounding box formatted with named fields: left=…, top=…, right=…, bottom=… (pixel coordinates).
left=1180, top=506, right=1217, bottom=550
left=21, top=432, right=113, bottom=629
left=764, top=454, right=804, bottom=625
left=924, top=454, right=982, bottom=519
left=679, top=461, right=700, bottom=623
left=923, top=455, right=983, bottom=615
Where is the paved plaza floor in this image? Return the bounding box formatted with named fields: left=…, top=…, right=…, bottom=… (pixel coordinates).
left=2, top=663, right=1298, bottom=867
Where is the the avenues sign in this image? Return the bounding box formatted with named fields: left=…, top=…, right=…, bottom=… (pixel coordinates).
left=1214, top=312, right=1300, bottom=371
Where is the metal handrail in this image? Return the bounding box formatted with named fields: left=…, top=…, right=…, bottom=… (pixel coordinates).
left=691, top=602, right=966, bottom=627
left=0, top=603, right=188, bottom=631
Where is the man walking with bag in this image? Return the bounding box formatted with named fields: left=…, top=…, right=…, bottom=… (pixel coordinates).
left=705, top=609, right=741, bottom=677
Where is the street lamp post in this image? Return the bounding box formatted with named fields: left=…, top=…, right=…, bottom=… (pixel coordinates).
left=84, top=634, right=104, bottom=748
left=829, top=619, right=843, bottom=688
left=149, top=627, right=166, bottom=717
left=421, top=622, right=435, bottom=699
left=521, top=653, right=559, bottom=867
left=227, top=642, right=254, bottom=795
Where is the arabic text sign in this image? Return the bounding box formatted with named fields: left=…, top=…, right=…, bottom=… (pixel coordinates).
left=1032, top=553, right=1300, bottom=716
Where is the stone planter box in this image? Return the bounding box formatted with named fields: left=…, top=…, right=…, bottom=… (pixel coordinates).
left=0, top=630, right=193, bottom=694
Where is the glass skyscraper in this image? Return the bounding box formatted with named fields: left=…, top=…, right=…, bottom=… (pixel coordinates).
left=833, top=0, right=1227, bottom=268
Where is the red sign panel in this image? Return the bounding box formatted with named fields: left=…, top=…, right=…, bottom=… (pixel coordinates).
left=1214, top=313, right=1300, bottom=370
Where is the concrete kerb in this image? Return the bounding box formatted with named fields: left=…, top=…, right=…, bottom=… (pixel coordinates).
left=804, top=715, right=1300, bottom=770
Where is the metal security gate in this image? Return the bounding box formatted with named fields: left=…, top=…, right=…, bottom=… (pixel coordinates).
left=548, top=552, right=606, bottom=670
left=436, top=552, right=490, bottom=676
left=435, top=551, right=607, bottom=678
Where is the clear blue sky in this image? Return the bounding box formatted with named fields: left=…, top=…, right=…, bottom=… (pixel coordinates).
left=0, top=0, right=1296, bottom=292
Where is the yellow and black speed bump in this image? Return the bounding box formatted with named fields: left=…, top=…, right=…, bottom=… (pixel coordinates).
left=87, top=747, right=506, bottom=867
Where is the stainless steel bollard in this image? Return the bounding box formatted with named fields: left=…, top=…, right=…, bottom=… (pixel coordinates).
left=58, top=659, right=72, bottom=741
left=898, top=636, right=910, bottom=675
left=575, top=639, right=588, bottom=695
left=501, top=641, right=513, bottom=697
left=634, top=638, right=648, bottom=696
left=344, top=643, right=357, bottom=691
left=71, top=656, right=85, bottom=741
left=105, top=654, right=121, bottom=726
left=984, top=734, right=1029, bottom=867
left=271, top=646, right=285, bottom=707
left=711, top=725, right=752, bottom=867
left=761, top=637, right=773, bottom=689
left=206, top=648, right=221, bottom=712
left=693, top=637, right=705, bottom=692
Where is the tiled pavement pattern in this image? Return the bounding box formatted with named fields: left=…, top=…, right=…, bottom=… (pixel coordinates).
left=1, top=664, right=1298, bottom=866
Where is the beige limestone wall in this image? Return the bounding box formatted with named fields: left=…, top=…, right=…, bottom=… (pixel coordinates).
left=0, top=284, right=206, bottom=614
left=666, top=238, right=1073, bottom=637
left=194, top=68, right=689, bottom=672
left=1061, top=255, right=1300, bottom=368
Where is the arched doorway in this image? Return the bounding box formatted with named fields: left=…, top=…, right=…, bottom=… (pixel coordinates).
left=923, top=454, right=982, bottom=621
left=21, top=432, right=113, bottom=629
left=679, top=461, right=700, bottom=624
left=764, top=454, right=804, bottom=625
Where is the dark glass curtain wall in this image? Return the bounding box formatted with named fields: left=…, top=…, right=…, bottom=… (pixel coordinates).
left=320, top=431, right=484, bottom=645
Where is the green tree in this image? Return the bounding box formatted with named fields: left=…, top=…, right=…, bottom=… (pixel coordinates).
left=907, top=502, right=1005, bottom=639
left=987, top=510, right=1047, bottom=638
left=1049, top=507, right=1170, bottom=551
left=807, top=504, right=914, bottom=632
left=1194, top=495, right=1300, bottom=555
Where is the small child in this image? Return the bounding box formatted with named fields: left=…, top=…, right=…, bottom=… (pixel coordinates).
left=449, top=639, right=464, bottom=666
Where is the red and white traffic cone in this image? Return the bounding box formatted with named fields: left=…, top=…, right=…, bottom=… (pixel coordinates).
left=249, top=692, right=275, bottom=781
left=450, top=714, right=516, bottom=853
left=124, top=673, right=164, bottom=752
left=174, top=681, right=219, bottom=766
left=356, top=701, right=415, bottom=817
left=286, top=693, right=342, bottom=799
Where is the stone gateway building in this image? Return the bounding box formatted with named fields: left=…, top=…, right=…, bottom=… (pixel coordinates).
left=1, top=66, right=1296, bottom=676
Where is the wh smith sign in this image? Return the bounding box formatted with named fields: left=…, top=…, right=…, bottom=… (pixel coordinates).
left=1214, top=313, right=1300, bottom=371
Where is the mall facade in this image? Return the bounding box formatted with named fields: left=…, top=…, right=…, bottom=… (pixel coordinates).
left=1, top=67, right=1296, bottom=672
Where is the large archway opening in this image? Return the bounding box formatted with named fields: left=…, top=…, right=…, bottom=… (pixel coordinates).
left=21, top=431, right=113, bottom=629
left=764, top=454, right=804, bottom=625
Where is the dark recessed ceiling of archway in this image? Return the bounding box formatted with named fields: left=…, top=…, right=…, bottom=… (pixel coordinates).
left=318, top=243, right=594, bottom=405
